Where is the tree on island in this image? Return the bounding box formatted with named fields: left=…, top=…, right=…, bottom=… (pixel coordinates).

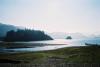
left=4, top=29, right=53, bottom=42
left=66, top=36, right=72, bottom=39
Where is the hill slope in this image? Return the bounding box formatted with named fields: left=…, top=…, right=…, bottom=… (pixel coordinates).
left=0, top=23, right=18, bottom=37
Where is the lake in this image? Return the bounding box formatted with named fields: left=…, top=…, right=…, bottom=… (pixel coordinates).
left=0, top=38, right=100, bottom=53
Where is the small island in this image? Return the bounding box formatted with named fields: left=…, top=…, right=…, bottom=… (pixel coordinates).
left=3, top=29, right=53, bottom=42
left=66, top=36, right=72, bottom=39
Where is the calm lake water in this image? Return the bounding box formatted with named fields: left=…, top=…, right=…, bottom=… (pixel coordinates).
left=0, top=38, right=100, bottom=53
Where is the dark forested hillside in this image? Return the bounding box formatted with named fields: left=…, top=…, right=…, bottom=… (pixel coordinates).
left=4, top=29, right=53, bottom=42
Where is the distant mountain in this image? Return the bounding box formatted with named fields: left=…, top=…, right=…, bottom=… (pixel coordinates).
left=0, top=23, right=18, bottom=37
left=48, top=32, right=67, bottom=39
left=89, top=34, right=100, bottom=38
left=66, top=33, right=87, bottom=39
left=48, top=32, right=87, bottom=39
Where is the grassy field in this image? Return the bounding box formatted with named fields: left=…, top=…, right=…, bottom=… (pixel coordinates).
left=0, top=45, right=100, bottom=64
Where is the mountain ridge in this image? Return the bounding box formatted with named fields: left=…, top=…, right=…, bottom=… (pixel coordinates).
left=0, top=23, right=18, bottom=37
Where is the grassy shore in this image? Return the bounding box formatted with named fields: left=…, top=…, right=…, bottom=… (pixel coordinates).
left=0, top=45, right=100, bottom=63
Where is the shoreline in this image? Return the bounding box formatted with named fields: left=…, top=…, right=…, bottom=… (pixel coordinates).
left=0, top=45, right=100, bottom=64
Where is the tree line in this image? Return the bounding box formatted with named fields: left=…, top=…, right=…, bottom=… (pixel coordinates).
left=4, top=29, right=53, bottom=42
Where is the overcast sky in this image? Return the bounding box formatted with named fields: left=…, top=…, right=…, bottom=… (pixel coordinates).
left=0, top=0, right=100, bottom=33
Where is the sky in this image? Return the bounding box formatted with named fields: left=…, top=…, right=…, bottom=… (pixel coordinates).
left=0, top=0, right=100, bottom=34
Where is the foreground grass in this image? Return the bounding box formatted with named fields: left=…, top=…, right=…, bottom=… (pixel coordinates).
left=0, top=45, right=100, bottom=63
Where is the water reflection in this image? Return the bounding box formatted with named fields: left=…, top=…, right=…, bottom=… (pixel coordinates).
left=0, top=38, right=100, bottom=53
